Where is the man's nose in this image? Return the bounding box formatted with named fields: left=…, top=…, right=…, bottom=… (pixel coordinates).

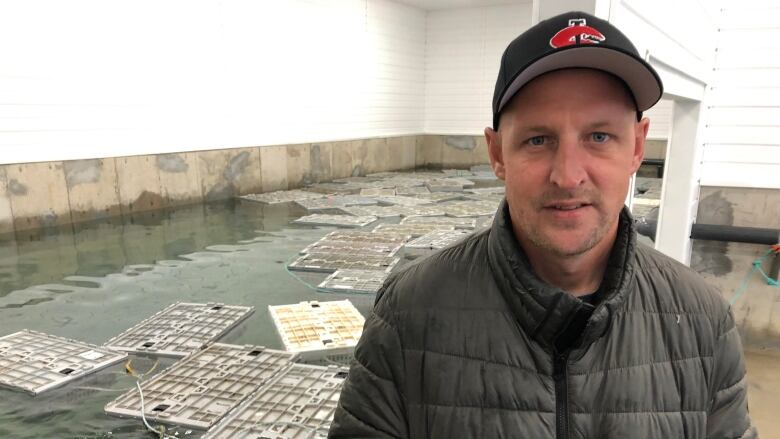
left=549, top=138, right=587, bottom=190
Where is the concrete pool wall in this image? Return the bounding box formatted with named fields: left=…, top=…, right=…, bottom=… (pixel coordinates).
left=0, top=134, right=493, bottom=235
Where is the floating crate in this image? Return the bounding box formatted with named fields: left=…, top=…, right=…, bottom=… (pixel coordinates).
left=465, top=186, right=505, bottom=195
left=339, top=205, right=404, bottom=218
left=103, top=302, right=254, bottom=358
left=287, top=253, right=399, bottom=273
left=322, top=230, right=411, bottom=245
left=305, top=183, right=361, bottom=195
left=203, top=363, right=348, bottom=439
left=268, top=300, right=364, bottom=362
left=395, top=186, right=430, bottom=196
left=373, top=195, right=432, bottom=207
left=239, top=190, right=326, bottom=205
left=401, top=215, right=477, bottom=229
left=104, top=344, right=296, bottom=431
left=293, top=214, right=377, bottom=228
left=359, top=188, right=395, bottom=197
left=294, top=195, right=377, bottom=212
left=404, top=229, right=474, bottom=258
left=442, top=201, right=499, bottom=217
left=414, top=192, right=465, bottom=203
left=372, top=223, right=455, bottom=238
left=425, top=179, right=466, bottom=192
left=317, top=269, right=389, bottom=295
left=0, top=330, right=127, bottom=396
left=301, top=240, right=403, bottom=258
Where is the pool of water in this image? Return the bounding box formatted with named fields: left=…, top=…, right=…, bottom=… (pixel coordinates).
left=0, top=199, right=383, bottom=438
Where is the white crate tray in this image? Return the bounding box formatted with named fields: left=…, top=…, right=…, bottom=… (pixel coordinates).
left=301, top=240, right=403, bottom=258
left=293, top=214, right=377, bottom=228
left=0, top=330, right=128, bottom=396
left=287, top=253, right=399, bottom=273
left=317, top=269, right=389, bottom=295
left=404, top=229, right=474, bottom=258
left=372, top=223, right=455, bottom=238
left=239, top=190, right=326, bottom=205
left=401, top=215, right=477, bottom=229
left=104, top=344, right=297, bottom=431
left=268, top=300, right=364, bottom=362
left=202, top=363, right=348, bottom=439
left=103, top=302, right=254, bottom=358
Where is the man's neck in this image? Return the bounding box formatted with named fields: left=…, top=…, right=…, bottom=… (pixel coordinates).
left=515, top=222, right=619, bottom=296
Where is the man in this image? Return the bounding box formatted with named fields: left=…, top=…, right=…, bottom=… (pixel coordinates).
left=330, top=11, right=755, bottom=439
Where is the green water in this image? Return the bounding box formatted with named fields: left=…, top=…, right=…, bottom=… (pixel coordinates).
left=0, top=200, right=380, bottom=438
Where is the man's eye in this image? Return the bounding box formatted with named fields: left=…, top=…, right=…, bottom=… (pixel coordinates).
left=526, top=136, right=547, bottom=146
left=591, top=132, right=610, bottom=143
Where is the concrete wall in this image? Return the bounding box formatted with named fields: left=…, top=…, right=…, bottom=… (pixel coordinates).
left=0, top=135, right=490, bottom=237
left=691, top=186, right=780, bottom=350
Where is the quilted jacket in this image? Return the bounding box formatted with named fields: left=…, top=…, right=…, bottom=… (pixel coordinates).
left=330, top=200, right=756, bottom=438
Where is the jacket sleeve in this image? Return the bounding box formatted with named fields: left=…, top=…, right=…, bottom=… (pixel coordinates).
left=706, top=307, right=757, bottom=438
left=329, top=285, right=408, bottom=438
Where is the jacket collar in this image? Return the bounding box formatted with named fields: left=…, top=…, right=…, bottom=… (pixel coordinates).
left=487, top=199, right=636, bottom=352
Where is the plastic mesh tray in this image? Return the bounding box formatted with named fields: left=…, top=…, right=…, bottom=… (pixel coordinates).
left=405, top=229, right=474, bottom=257
left=322, top=230, right=411, bottom=245
left=372, top=223, right=455, bottom=238
left=287, top=252, right=399, bottom=273
left=340, top=205, right=445, bottom=218
left=294, top=196, right=377, bottom=211
left=425, top=179, right=466, bottom=192
left=301, top=240, right=403, bottom=257
left=305, top=183, right=362, bottom=194
left=104, top=344, right=296, bottom=430
left=317, top=269, right=389, bottom=295
left=395, top=186, right=430, bottom=196
left=103, top=302, right=254, bottom=358
left=373, top=195, right=432, bottom=207
left=202, top=363, right=348, bottom=439
left=0, top=330, right=128, bottom=396
left=414, top=192, right=465, bottom=203
left=359, top=188, right=395, bottom=196
left=442, top=201, right=499, bottom=217
left=465, top=186, right=505, bottom=195
left=401, top=215, right=477, bottom=229
left=239, top=190, right=326, bottom=205
left=268, top=300, right=365, bottom=361
left=293, top=214, right=377, bottom=228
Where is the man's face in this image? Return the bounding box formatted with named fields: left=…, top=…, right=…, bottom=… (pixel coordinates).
left=486, top=69, right=648, bottom=257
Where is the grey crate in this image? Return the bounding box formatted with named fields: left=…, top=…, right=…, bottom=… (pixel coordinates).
left=305, top=183, right=361, bottom=195
left=442, top=201, right=499, bottom=217
left=401, top=215, right=477, bottom=229
left=104, top=344, right=296, bottom=431
left=465, top=186, right=505, bottom=195
left=302, top=240, right=403, bottom=257
left=203, top=363, right=347, bottom=439
left=359, top=188, right=395, bottom=196
left=317, top=269, right=389, bottom=294
left=339, top=205, right=404, bottom=218
left=322, top=230, right=411, bottom=245
left=103, top=302, right=255, bottom=358
left=425, top=179, right=465, bottom=192
left=373, top=195, right=432, bottom=207
left=294, top=196, right=377, bottom=212
left=405, top=229, right=474, bottom=257
left=239, top=190, right=326, bottom=205
left=293, top=214, right=377, bottom=228
left=0, top=330, right=127, bottom=396
left=394, top=186, right=430, bottom=196
left=287, top=253, right=399, bottom=273
left=372, top=223, right=455, bottom=238
left=414, top=192, right=465, bottom=203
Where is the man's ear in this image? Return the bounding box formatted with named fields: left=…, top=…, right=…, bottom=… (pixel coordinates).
left=630, top=117, right=650, bottom=173
left=485, top=127, right=505, bottom=181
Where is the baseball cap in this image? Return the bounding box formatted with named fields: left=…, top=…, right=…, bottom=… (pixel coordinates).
left=492, top=11, right=663, bottom=129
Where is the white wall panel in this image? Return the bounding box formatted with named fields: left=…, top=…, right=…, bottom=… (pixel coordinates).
left=0, top=0, right=427, bottom=164
left=423, top=4, right=532, bottom=134
left=701, top=1, right=780, bottom=189
left=644, top=99, right=672, bottom=140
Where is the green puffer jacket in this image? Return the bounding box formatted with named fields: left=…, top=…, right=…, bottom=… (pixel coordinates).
left=329, top=201, right=756, bottom=438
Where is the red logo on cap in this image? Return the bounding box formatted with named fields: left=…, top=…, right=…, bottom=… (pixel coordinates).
left=550, top=19, right=606, bottom=48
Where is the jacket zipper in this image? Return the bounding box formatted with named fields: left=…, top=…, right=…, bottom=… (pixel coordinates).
left=553, top=350, right=570, bottom=439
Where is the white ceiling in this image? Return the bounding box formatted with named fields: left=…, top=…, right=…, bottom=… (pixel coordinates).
left=394, top=0, right=530, bottom=11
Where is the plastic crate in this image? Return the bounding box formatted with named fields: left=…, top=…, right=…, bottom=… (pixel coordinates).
left=103, top=302, right=254, bottom=358
left=292, top=214, right=377, bottom=228
left=404, top=229, right=474, bottom=258
left=359, top=187, right=395, bottom=196
left=401, top=215, right=477, bottom=229
left=301, top=240, right=403, bottom=258
left=104, top=344, right=296, bottom=430
left=373, top=195, right=432, bottom=207
left=202, top=363, right=348, bottom=439
left=372, top=223, right=455, bottom=238
left=0, top=330, right=127, bottom=396
left=287, top=252, right=399, bottom=273
left=293, top=195, right=377, bottom=212
left=413, top=192, right=465, bottom=203
left=321, top=230, right=411, bottom=245
left=395, top=186, right=430, bottom=196
left=441, top=200, right=499, bottom=218
left=239, top=190, right=326, bottom=205
left=268, top=300, right=365, bottom=362
left=317, top=269, right=389, bottom=294
left=340, top=205, right=445, bottom=218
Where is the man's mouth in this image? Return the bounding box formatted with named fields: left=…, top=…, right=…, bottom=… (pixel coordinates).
left=545, top=201, right=591, bottom=211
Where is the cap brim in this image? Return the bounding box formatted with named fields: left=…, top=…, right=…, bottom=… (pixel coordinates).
left=497, top=46, right=663, bottom=115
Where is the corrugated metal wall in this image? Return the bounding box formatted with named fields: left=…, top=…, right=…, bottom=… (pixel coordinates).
left=0, top=0, right=427, bottom=164
left=701, top=1, right=780, bottom=189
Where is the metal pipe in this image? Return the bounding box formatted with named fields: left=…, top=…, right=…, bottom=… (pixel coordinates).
left=633, top=220, right=780, bottom=246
